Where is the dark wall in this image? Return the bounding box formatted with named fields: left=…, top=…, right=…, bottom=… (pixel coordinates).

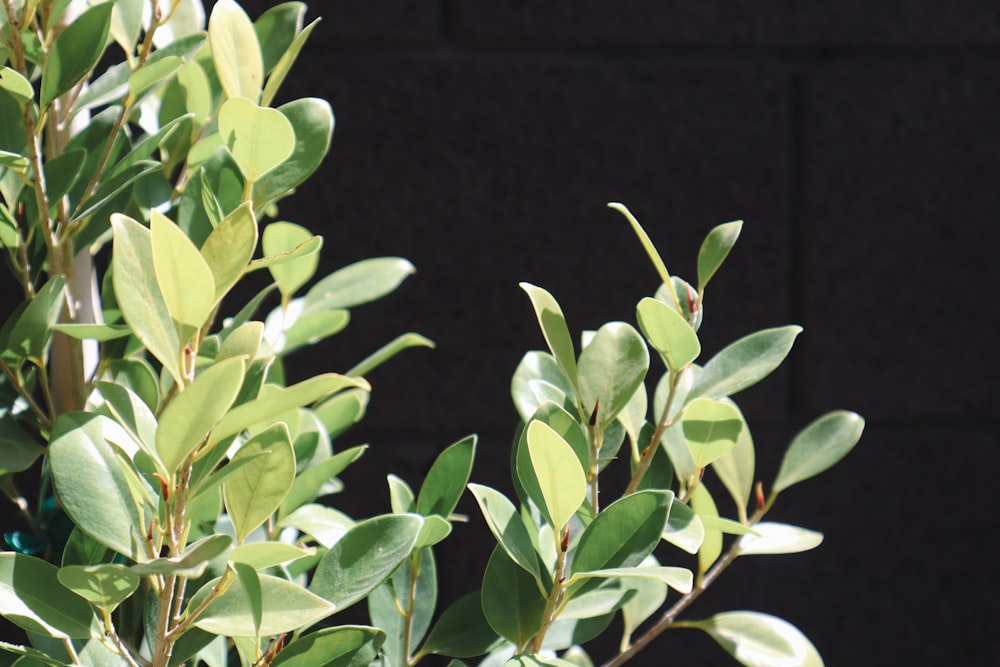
left=250, top=2, right=999, bottom=665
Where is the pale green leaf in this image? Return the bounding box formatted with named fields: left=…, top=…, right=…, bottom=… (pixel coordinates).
left=111, top=214, right=182, bottom=384
left=697, top=220, right=743, bottom=291
left=229, top=542, right=315, bottom=570
left=157, top=356, right=246, bottom=474
left=568, top=566, right=693, bottom=594
left=737, top=522, right=824, bottom=556
left=636, top=296, right=700, bottom=371
left=253, top=97, right=335, bottom=208
left=682, top=397, right=743, bottom=469
left=711, top=400, right=755, bottom=523
left=690, top=484, right=722, bottom=575
left=279, top=444, right=367, bottom=518
left=200, top=202, right=258, bottom=304
left=210, top=374, right=370, bottom=445
left=661, top=499, right=704, bottom=554
left=261, top=18, right=320, bottom=107
left=151, top=210, right=216, bottom=341
left=127, top=56, right=182, bottom=101
left=218, top=97, right=295, bottom=182
left=0, top=67, right=33, bottom=107
left=208, top=0, right=263, bottom=101
left=278, top=504, right=354, bottom=549
left=262, top=221, right=319, bottom=299
left=57, top=564, right=139, bottom=612
left=191, top=573, right=334, bottom=637
left=773, top=411, right=864, bottom=494
left=223, top=424, right=297, bottom=543
left=131, top=534, right=232, bottom=577
left=519, top=283, right=580, bottom=398
left=693, top=611, right=824, bottom=667
left=526, top=421, right=586, bottom=531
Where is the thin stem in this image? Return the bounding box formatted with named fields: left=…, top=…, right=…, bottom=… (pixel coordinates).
left=624, top=368, right=685, bottom=496
left=61, top=636, right=81, bottom=664
left=402, top=551, right=422, bottom=665
left=586, top=422, right=602, bottom=512
left=165, top=569, right=234, bottom=642
left=0, top=358, right=53, bottom=431
left=601, top=499, right=774, bottom=667
left=530, top=526, right=569, bottom=654
left=101, top=609, right=144, bottom=667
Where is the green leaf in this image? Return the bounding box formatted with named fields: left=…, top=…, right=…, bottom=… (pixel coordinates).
left=692, top=611, right=823, bottom=667
left=636, top=297, right=700, bottom=372
left=232, top=562, right=262, bottom=638
left=511, top=351, right=577, bottom=422
left=127, top=55, right=183, bottom=101
left=43, top=147, right=86, bottom=203
left=157, top=356, right=246, bottom=474
left=254, top=98, right=335, bottom=208
left=253, top=2, right=305, bottom=74
left=218, top=97, right=295, bottom=183
left=101, top=359, right=159, bottom=412
left=304, top=257, right=415, bottom=313
left=0, top=416, right=43, bottom=475
left=314, top=388, right=369, bottom=439
left=111, top=214, right=182, bottom=385
left=416, top=435, right=477, bottom=518
left=571, top=491, right=671, bottom=576
left=211, top=374, right=368, bottom=445
left=468, top=483, right=541, bottom=581
left=94, top=381, right=160, bottom=468
left=414, top=515, right=452, bottom=548
left=261, top=17, right=320, bottom=107
left=421, top=591, right=501, bottom=659
left=3, top=276, right=64, bottom=364
left=481, top=546, right=546, bottom=647
left=262, top=222, right=319, bottom=299
left=49, top=413, right=153, bottom=562
left=690, top=484, right=722, bottom=575
left=773, top=411, right=865, bottom=494
left=0, top=553, right=98, bottom=639
left=711, top=401, right=755, bottom=523
left=40, top=1, right=113, bottom=108
left=577, top=322, right=648, bottom=426
left=271, top=626, right=386, bottom=667
left=368, top=549, right=437, bottom=665
left=310, top=514, right=423, bottom=610
left=620, top=557, right=668, bottom=643
left=682, top=397, right=743, bottom=469
left=150, top=210, right=216, bottom=341
left=217, top=321, right=264, bottom=363
left=200, top=202, right=258, bottom=304
left=568, top=566, right=692, bottom=595
left=278, top=505, right=352, bottom=552
left=57, top=564, right=139, bottom=612
left=607, top=203, right=671, bottom=288
left=229, top=541, right=315, bottom=569
left=688, top=326, right=802, bottom=401
left=279, top=444, right=367, bottom=518
left=346, top=332, right=434, bottom=378
left=208, top=0, right=263, bottom=102
left=191, top=573, right=334, bottom=637
left=131, top=534, right=232, bottom=577
left=736, top=522, right=824, bottom=556
left=661, top=498, right=704, bottom=554
left=519, top=283, right=580, bottom=398
left=50, top=323, right=130, bottom=342
left=0, top=150, right=28, bottom=172
left=0, top=67, right=33, bottom=107
left=697, top=220, right=743, bottom=290
left=384, top=476, right=418, bottom=517
left=223, top=424, right=297, bottom=543
left=109, top=0, right=145, bottom=52
left=525, top=421, right=586, bottom=531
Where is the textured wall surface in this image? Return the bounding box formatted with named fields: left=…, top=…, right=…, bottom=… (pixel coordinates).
left=247, top=3, right=999, bottom=664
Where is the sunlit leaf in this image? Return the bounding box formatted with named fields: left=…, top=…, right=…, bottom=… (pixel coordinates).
left=692, top=611, right=824, bottom=667
left=271, top=626, right=386, bottom=667
left=223, top=424, right=296, bottom=543
left=0, top=553, right=99, bottom=639
left=526, top=421, right=586, bottom=531
left=261, top=17, right=320, bottom=106
left=262, top=221, right=319, bottom=299
left=208, top=0, right=263, bottom=101
left=520, top=283, right=580, bottom=398
left=577, top=322, right=648, bottom=427
left=218, top=97, right=295, bottom=183
left=191, top=573, right=334, bottom=637
left=636, top=296, right=700, bottom=372
left=737, top=522, right=824, bottom=556
left=697, top=220, right=743, bottom=291
left=688, top=326, right=801, bottom=401
left=254, top=97, right=335, bottom=208
left=417, top=435, right=477, bottom=518
left=773, top=411, right=865, bottom=494
left=690, top=484, right=722, bottom=575
left=200, top=202, right=258, bottom=304
left=682, top=397, right=743, bottom=469
left=468, top=483, right=540, bottom=581
left=57, top=564, right=139, bottom=612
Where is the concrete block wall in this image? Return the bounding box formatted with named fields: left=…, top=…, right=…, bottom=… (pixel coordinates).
left=230, top=1, right=1000, bottom=664
left=252, top=3, right=999, bottom=663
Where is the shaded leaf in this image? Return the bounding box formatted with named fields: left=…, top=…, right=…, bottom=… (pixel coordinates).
left=271, top=625, right=386, bottom=667
left=254, top=98, right=335, bottom=208
left=481, top=546, right=546, bottom=648
left=468, top=483, right=541, bottom=581
left=57, top=564, right=138, bottom=612
left=421, top=591, right=501, bottom=659
left=520, top=283, right=580, bottom=397
left=0, top=553, right=98, bottom=639
left=417, top=435, right=477, bottom=518
left=571, top=491, right=671, bottom=576
left=41, top=2, right=113, bottom=108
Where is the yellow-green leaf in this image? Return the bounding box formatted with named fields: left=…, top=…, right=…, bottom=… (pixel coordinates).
left=150, top=210, right=215, bottom=344
left=208, top=0, right=263, bottom=102
left=525, top=420, right=586, bottom=531
left=218, top=96, right=295, bottom=183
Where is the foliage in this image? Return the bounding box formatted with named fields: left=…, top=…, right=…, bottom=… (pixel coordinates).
left=0, top=1, right=863, bottom=666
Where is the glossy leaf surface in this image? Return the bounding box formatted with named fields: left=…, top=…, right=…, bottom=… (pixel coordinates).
left=271, top=626, right=386, bottom=667
left=737, top=523, right=824, bottom=556
left=693, top=611, right=823, bottom=667
left=689, top=326, right=802, bottom=401
left=417, top=435, right=477, bottom=518
left=469, top=483, right=540, bottom=581
left=520, top=283, right=580, bottom=397
left=481, top=547, right=545, bottom=647
left=0, top=553, right=98, bottom=639
left=191, top=574, right=334, bottom=637
left=697, top=220, right=743, bottom=290
left=636, top=296, right=700, bottom=371
left=526, top=421, right=586, bottom=531
left=209, top=0, right=263, bottom=101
